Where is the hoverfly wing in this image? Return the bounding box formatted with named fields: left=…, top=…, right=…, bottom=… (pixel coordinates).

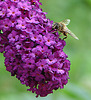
left=67, top=29, right=79, bottom=40
left=61, top=19, right=70, bottom=25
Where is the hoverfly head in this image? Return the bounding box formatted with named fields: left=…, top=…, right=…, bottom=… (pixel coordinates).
left=52, top=22, right=59, bottom=30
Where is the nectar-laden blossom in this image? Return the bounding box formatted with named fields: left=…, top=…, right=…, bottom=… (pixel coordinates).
left=0, top=0, right=70, bottom=97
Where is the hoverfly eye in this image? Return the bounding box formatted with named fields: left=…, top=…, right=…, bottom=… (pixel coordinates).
left=55, top=25, right=58, bottom=29
left=52, top=23, right=59, bottom=30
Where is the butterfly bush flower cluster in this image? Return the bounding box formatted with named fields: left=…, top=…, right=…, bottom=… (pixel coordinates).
left=0, top=0, right=70, bottom=97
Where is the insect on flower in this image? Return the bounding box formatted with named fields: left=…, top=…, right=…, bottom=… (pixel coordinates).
left=52, top=19, right=79, bottom=40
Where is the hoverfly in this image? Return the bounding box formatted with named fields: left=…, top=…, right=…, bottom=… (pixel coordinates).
left=52, top=19, right=79, bottom=40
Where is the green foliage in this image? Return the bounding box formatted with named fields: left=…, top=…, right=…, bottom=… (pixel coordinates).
left=0, top=30, right=3, bottom=33
left=0, top=0, right=91, bottom=99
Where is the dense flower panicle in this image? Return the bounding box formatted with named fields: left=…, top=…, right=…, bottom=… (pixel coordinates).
left=0, top=0, right=70, bottom=97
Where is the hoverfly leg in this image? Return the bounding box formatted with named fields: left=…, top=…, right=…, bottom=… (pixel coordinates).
left=52, top=31, right=57, bottom=34
left=63, top=32, right=68, bottom=40
left=53, top=31, right=57, bottom=33
left=63, top=36, right=67, bottom=40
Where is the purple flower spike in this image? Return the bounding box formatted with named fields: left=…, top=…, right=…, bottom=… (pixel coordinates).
left=0, top=0, right=70, bottom=97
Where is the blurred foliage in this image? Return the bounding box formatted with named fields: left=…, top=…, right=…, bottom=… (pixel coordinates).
left=0, top=0, right=91, bottom=100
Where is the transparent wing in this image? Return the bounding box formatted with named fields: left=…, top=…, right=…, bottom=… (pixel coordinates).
left=61, top=19, right=70, bottom=25
left=67, top=29, right=79, bottom=40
